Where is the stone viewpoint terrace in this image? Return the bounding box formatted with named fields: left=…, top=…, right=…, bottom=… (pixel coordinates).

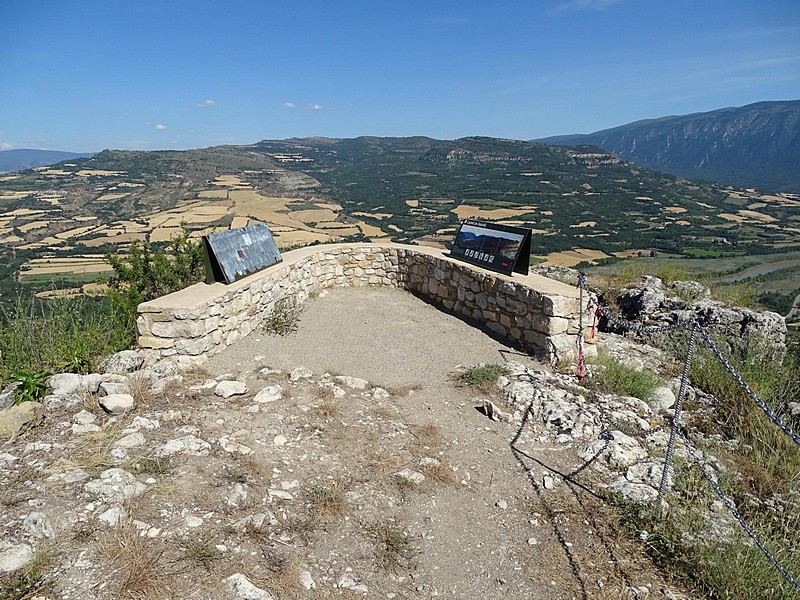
left=136, top=243, right=582, bottom=364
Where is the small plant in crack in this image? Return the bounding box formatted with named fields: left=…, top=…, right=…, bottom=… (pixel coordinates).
left=365, top=521, right=418, bottom=572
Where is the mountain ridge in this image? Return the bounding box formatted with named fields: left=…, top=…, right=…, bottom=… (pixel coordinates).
left=536, top=100, right=800, bottom=192
left=0, top=149, right=95, bottom=174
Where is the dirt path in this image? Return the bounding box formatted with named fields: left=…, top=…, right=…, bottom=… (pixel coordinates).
left=202, top=287, right=685, bottom=599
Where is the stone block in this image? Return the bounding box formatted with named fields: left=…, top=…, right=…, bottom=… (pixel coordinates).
left=175, top=336, right=212, bottom=356
left=542, top=294, right=580, bottom=318
left=152, top=319, right=207, bottom=339
left=138, top=336, right=176, bottom=350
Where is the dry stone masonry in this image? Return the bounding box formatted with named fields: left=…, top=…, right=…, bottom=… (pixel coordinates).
left=137, top=243, right=581, bottom=364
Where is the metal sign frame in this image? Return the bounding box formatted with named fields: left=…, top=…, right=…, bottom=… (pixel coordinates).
left=450, top=219, right=531, bottom=276
left=203, top=223, right=282, bottom=284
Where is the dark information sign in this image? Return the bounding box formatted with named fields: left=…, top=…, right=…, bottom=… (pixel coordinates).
left=203, top=223, right=282, bottom=284
left=450, top=219, right=531, bottom=276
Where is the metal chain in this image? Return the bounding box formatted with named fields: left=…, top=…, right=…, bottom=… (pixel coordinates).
left=658, top=321, right=698, bottom=509
left=678, top=431, right=800, bottom=593
left=696, top=325, right=800, bottom=446
left=572, top=274, right=800, bottom=591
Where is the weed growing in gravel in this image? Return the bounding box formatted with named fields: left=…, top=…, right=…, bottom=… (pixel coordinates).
left=455, top=363, right=509, bottom=393
left=262, top=296, right=304, bottom=336
left=314, top=398, right=339, bottom=418
left=129, top=455, right=174, bottom=476
left=365, top=521, right=417, bottom=572
left=305, top=482, right=348, bottom=518
left=0, top=546, right=55, bottom=600
left=175, top=533, right=220, bottom=572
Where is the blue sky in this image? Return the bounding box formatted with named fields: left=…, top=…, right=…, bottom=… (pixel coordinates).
left=1, top=0, right=798, bottom=152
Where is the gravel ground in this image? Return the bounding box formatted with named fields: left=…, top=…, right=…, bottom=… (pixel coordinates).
left=205, top=286, right=539, bottom=388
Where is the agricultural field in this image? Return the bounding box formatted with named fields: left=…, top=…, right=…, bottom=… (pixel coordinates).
left=0, top=136, right=798, bottom=302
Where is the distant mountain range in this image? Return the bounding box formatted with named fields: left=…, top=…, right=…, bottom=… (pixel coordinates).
left=537, top=100, right=800, bottom=192
left=0, top=149, right=95, bottom=173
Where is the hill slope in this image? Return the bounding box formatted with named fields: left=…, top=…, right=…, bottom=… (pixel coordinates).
left=537, top=100, right=800, bottom=192
left=0, top=149, right=95, bottom=173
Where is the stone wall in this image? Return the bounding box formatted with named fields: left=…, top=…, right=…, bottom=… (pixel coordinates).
left=137, top=243, right=581, bottom=364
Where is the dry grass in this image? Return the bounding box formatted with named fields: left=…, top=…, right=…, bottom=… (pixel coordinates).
left=99, top=523, right=169, bottom=598
left=367, top=451, right=405, bottom=474
left=386, top=383, right=423, bottom=397
left=421, top=460, right=457, bottom=485
left=175, top=532, right=220, bottom=572
left=408, top=423, right=444, bottom=457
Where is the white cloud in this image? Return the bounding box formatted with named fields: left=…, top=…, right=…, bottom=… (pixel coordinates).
left=0, top=142, right=13, bottom=150
left=155, top=124, right=167, bottom=131
left=197, top=99, right=217, bottom=108
left=309, top=103, right=323, bottom=110
left=284, top=102, right=296, bottom=109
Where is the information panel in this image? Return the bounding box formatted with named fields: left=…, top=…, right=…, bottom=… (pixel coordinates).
left=203, top=223, right=282, bottom=284
left=450, top=219, right=531, bottom=276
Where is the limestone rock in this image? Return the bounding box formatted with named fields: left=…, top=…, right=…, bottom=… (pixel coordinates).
left=394, top=468, right=425, bottom=484
left=483, top=400, right=512, bottom=422
left=47, top=372, right=84, bottom=396
left=649, top=386, right=676, bottom=411
left=114, top=432, right=146, bottom=448
left=234, top=512, right=278, bottom=531
left=23, top=512, right=55, bottom=539
left=157, top=435, right=211, bottom=458
left=71, top=423, right=101, bottom=435
left=223, top=573, right=276, bottom=600
left=215, top=380, right=247, bottom=398
left=73, top=410, right=98, bottom=425
left=612, top=276, right=786, bottom=356
left=334, top=375, right=369, bottom=389
left=98, top=381, right=131, bottom=396
left=98, top=505, right=126, bottom=527
left=0, top=382, right=20, bottom=410
left=299, top=569, right=316, bottom=590
left=0, top=541, right=34, bottom=573
left=99, top=393, right=135, bottom=414
left=289, top=366, right=313, bottom=381
left=254, top=385, right=282, bottom=403
left=81, top=373, right=103, bottom=393
left=84, top=468, right=147, bottom=503
left=0, top=401, right=45, bottom=439
left=99, top=350, right=144, bottom=375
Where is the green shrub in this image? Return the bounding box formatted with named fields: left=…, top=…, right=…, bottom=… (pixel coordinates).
left=0, top=294, right=130, bottom=378
left=106, top=227, right=205, bottom=336
left=9, top=370, right=50, bottom=404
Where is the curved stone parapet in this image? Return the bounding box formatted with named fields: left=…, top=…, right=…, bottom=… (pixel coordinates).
left=136, top=243, right=582, bottom=364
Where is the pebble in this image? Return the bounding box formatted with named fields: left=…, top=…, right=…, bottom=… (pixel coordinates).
left=496, top=500, right=509, bottom=510
left=215, top=380, right=248, bottom=398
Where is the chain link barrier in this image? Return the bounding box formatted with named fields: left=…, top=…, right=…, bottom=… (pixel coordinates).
left=570, top=274, right=800, bottom=591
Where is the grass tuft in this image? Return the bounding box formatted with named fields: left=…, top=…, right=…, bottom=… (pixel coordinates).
left=455, top=364, right=509, bottom=393
left=0, top=546, right=55, bottom=600
left=365, top=521, right=417, bottom=572
left=586, top=350, right=661, bottom=401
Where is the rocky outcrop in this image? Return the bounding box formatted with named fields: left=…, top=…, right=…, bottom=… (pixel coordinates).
left=608, top=276, right=787, bottom=356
